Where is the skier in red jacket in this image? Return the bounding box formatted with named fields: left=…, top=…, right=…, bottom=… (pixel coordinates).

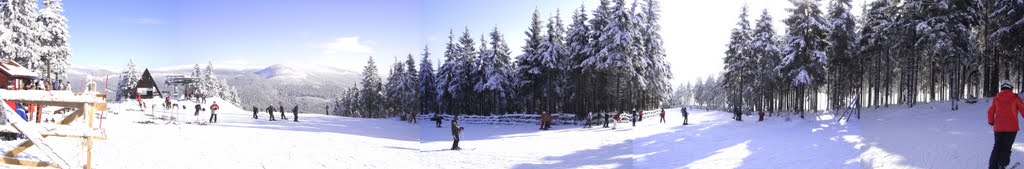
left=988, top=80, right=1024, bottom=169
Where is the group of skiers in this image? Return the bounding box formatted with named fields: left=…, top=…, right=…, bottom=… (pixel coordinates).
left=251, top=103, right=300, bottom=122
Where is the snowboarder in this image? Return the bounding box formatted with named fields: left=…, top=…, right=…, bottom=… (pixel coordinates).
left=292, top=105, right=299, bottom=122
left=209, top=101, right=220, bottom=123
left=451, top=115, right=463, bottom=150
left=279, top=104, right=287, bottom=120
left=659, top=108, right=666, bottom=123
left=252, top=106, right=259, bottom=119
left=682, top=107, right=689, bottom=125
left=267, top=105, right=276, bottom=121
left=988, top=80, right=1024, bottom=169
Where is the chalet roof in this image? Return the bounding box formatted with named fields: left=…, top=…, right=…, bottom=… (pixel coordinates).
left=0, top=60, right=38, bottom=78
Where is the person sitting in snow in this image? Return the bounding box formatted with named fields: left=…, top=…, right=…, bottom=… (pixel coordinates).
left=451, top=115, right=463, bottom=150
left=209, top=101, right=220, bottom=123
left=988, top=80, right=1024, bottom=169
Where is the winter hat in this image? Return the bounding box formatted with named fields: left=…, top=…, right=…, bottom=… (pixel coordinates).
left=1001, top=80, right=1014, bottom=90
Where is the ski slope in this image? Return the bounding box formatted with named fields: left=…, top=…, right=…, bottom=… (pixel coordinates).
left=859, top=99, right=1021, bottom=169
left=7, top=96, right=1004, bottom=169
left=2, top=97, right=422, bottom=169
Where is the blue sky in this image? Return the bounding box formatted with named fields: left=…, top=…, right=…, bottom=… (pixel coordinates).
left=66, top=0, right=864, bottom=84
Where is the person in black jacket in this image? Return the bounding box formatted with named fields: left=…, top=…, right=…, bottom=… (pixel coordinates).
left=267, top=105, right=276, bottom=121
left=433, top=113, right=443, bottom=128
left=603, top=113, right=609, bottom=128
left=451, top=116, right=463, bottom=150
left=279, top=105, right=287, bottom=120
left=292, top=105, right=299, bottom=122
left=252, top=106, right=259, bottom=119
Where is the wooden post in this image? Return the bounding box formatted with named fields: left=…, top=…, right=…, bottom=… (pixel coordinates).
left=86, top=103, right=94, bottom=169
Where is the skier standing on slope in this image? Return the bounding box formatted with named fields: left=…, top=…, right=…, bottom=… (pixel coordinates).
left=292, top=105, right=299, bottom=122
left=279, top=104, right=287, bottom=120
left=451, top=115, right=463, bottom=150
left=631, top=109, right=637, bottom=127
left=539, top=112, right=548, bottom=130
left=252, top=106, right=259, bottom=119
left=682, top=107, right=690, bottom=125
left=209, top=101, right=220, bottom=123
left=659, top=108, right=666, bottom=123
left=433, top=113, right=443, bottom=128
left=267, top=105, right=276, bottom=121
left=603, top=113, right=609, bottom=128
left=612, top=112, right=621, bottom=129
left=988, top=80, right=1024, bottom=169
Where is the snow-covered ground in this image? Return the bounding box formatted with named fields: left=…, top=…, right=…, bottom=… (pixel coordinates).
left=2, top=98, right=422, bottom=169
left=6, top=96, right=1009, bottom=169
left=859, top=99, right=1021, bottom=169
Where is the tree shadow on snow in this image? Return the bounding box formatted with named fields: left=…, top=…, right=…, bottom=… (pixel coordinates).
left=509, top=139, right=634, bottom=169
left=631, top=112, right=862, bottom=169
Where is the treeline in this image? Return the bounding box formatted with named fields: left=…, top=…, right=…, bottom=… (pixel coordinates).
left=334, top=0, right=672, bottom=118
left=703, top=0, right=1023, bottom=118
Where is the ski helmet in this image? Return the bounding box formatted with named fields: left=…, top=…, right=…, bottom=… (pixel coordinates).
left=1000, top=80, right=1014, bottom=90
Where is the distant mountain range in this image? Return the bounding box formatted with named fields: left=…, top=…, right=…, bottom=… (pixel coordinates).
left=66, top=63, right=360, bottom=114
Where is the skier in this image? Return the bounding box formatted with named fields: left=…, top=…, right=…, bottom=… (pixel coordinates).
left=326, top=105, right=330, bottom=115
left=631, top=110, right=637, bottom=127
left=433, top=113, right=443, bottom=128
left=252, top=106, right=259, bottom=119
left=267, top=105, right=276, bottom=121
left=613, top=112, right=621, bottom=129
left=988, top=80, right=1024, bottom=169
left=209, top=101, right=220, bottom=123
left=279, top=104, right=287, bottom=120
left=639, top=111, right=644, bottom=122
left=194, top=104, right=201, bottom=116
left=292, top=105, right=299, bottom=122
left=585, top=112, right=593, bottom=128
left=682, top=107, right=689, bottom=125
left=545, top=112, right=553, bottom=129
left=603, top=113, right=609, bottom=128
left=451, top=115, right=463, bottom=150
left=758, top=111, right=765, bottom=122
left=539, top=112, right=548, bottom=130
left=410, top=111, right=417, bottom=123
left=659, top=109, right=667, bottom=123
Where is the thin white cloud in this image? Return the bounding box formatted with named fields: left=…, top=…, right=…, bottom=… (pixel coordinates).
left=123, top=18, right=165, bottom=25
left=315, top=36, right=375, bottom=54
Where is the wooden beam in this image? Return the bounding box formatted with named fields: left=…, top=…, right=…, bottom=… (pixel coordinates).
left=2, top=102, right=74, bottom=169
left=4, top=141, right=32, bottom=158
left=0, top=157, right=57, bottom=168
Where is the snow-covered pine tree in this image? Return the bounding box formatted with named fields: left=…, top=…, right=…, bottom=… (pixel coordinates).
left=515, top=8, right=545, bottom=113
left=418, top=46, right=438, bottom=114
left=639, top=0, right=671, bottom=110
left=722, top=4, right=751, bottom=118
left=37, top=0, right=71, bottom=81
left=452, top=28, right=477, bottom=115
left=403, top=54, right=420, bottom=116
left=384, top=57, right=404, bottom=116
left=359, top=56, right=384, bottom=118
left=781, top=0, right=829, bottom=118
left=435, top=30, right=457, bottom=115
left=825, top=0, right=858, bottom=110
left=485, top=27, right=513, bottom=114
left=598, top=0, right=644, bottom=111
left=539, top=10, right=567, bottom=113
left=115, top=59, right=139, bottom=101
left=914, top=0, right=973, bottom=110
left=749, top=9, right=782, bottom=113
left=0, top=0, right=43, bottom=73
left=565, top=4, right=595, bottom=114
